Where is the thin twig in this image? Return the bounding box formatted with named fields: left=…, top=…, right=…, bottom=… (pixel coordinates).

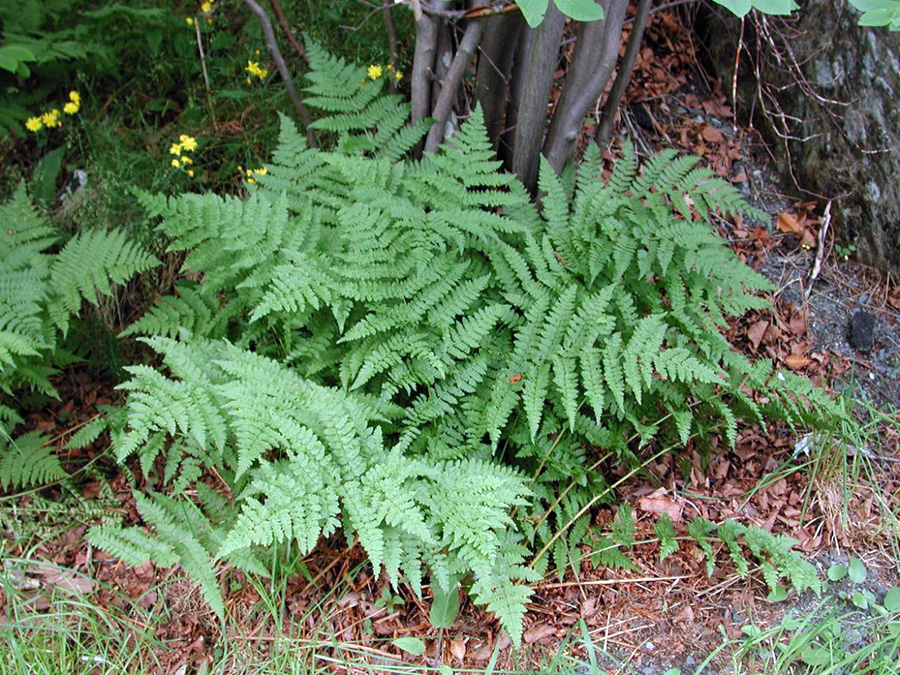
left=243, top=0, right=317, bottom=147
left=267, top=0, right=308, bottom=65
left=382, top=0, right=400, bottom=93
left=595, top=0, right=653, bottom=148
left=193, top=20, right=217, bottom=127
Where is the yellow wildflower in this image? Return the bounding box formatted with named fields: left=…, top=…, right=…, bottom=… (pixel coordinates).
left=255, top=167, right=267, bottom=175
left=386, top=64, right=393, bottom=70
left=394, top=71, right=403, bottom=81
left=245, top=61, right=268, bottom=79
left=169, top=143, right=182, bottom=155
left=366, top=64, right=383, bottom=80
left=187, top=169, right=195, bottom=177
left=200, top=1, right=212, bottom=12
left=186, top=17, right=194, bottom=26
left=247, top=178, right=256, bottom=184
left=171, top=159, right=180, bottom=168
left=69, top=91, right=80, bottom=105
left=206, top=18, right=213, bottom=24
left=180, top=156, right=193, bottom=165
left=64, top=101, right=79, bottom=115
left=179, top=134, right=198, bottom=152
left=41, top=110, right=61, bottom=127
left=26, top=117, right=43, bottom=132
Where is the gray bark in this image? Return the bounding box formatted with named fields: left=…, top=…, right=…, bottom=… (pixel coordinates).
left=543, top=0, right=628, bottom=174
left=509, top=4, right=567, bottom=191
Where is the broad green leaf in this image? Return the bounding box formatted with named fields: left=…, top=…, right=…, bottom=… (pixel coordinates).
left=801, top=647, right=830, bottom=666
left=392, top=637, right=426, bottom=656
left=518, top=0, right=550, bottom=27
left=554, top=0, right=604, bottom=22
left=827, top=564, right=848, bottom=582
left=851, top=591, right=869, bottom=609
left=713, top=0, right=752, bottom=16
left=752, top=0, right=799, bottom=14
left=767, top=584, right=789, bottom=602
left=848, top=557, right=867, bottom=583
left=858, top=7, right=900, bottom=26
left=429, top=582, right=460, bottom=629
left=884, top=587, right=900, bottom=613
left=0, top=45, right=36, bottom=64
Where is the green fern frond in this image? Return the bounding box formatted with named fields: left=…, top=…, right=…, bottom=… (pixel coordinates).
left=49, top=228, right=158, bottom=332
left=0, top=431, right=65, bottom=489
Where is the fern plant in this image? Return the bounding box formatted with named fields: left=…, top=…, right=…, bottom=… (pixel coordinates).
left=0, top=184, right=157, bottom=489
left=93, top=45, right=841, bottom=643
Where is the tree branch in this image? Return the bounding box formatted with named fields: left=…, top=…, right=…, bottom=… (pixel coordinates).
left=424, top=16, right=485, bottom=153
left=595, top=0, right=653, bottom=148
left=267, top=0, right=308, bottom=65
left=244, top=0, right=317, bottom=147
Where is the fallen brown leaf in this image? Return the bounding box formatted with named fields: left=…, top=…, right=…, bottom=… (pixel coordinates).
left=783, top=354, right=812, bottom=370
left=700, top=125, right=725, bottom=143
left=637, top=488, right=684, bottom=522
left=777, top=212, right=803, bottom=236
left=746, top=320, right=769, bottom=350
left=524, top=624, right=557, bottom=644
left=449, top=638, right=466, bottom=662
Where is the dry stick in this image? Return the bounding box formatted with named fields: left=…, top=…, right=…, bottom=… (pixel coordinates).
left=805, top=200, right=833, bottom=302
left=424, top=16, right=485, bottom=153
left=594, top=0, right=653, bottom=148
left=268, top=0, right=308, bottom=64
left=382, top=0, right=401, bottom=93
left=244, top=0, right=317, bottom=147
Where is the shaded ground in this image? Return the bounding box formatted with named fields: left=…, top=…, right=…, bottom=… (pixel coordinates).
left=2, top=6, right=900, bottom=674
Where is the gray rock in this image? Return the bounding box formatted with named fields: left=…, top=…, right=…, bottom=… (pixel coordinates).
left=849, top=310, right=876, bottom=352
left=701, top=1, right=900, bottom=279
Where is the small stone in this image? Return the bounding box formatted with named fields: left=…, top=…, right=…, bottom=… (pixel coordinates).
left=684, top=656, right=697, bottom=667
left=644, top=641, right=655, bottom=651
left=849, top=310, right=876, bottom=353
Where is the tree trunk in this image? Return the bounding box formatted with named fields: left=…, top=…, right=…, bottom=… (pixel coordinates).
left=702, top=0, right=900, bottom=279
left=475, top=13, right=524, bottom=152
left=508, top=4, right=567, bottom=191
left=543, top=0, right=628, bottom=174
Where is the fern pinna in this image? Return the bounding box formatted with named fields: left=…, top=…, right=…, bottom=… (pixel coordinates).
left=0, top=185, right=157, bottom=489
left=94, top=47, right=839, bottom=643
